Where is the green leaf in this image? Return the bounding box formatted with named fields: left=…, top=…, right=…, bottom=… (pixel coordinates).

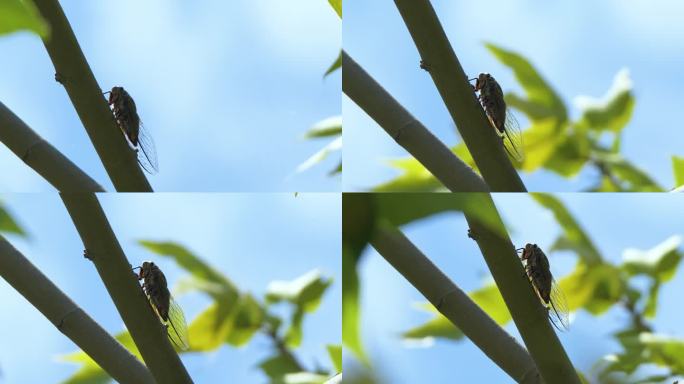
left=0, top=202, right=26, bottom=237
left=59, top=332, right=140, bottom=384
left=518, top=120, right=566, bottom=173
left=327, top=0, right=342, bottom=18
left=137, top=240, right=239, bottom=300
left=602, top=333, right=684, bottom=377
left=296, top=136, right=342, bottom=173
left=672, top=155, right=684, bottom=187
left=575, top=69, right=634, bottom=133
left=304, top=116, right=342, bottom=139
left=188, top=301, right=240, bottom=351
left=542, top=128, right=590, bottom=177
left=621, top=236, right=682, bottom=283
left=0, top=0, right=48, bottom=38
left=531, top=194, right=603, bottom=265
left=324, top=51, right=342, bottom=77
left=226, top=293, right=266, bottom=346
left=326, top=344, right=342, bottom=372
left=329, top=161, right=342, bottom=176
left=558, top=261, right=623, bottom=315
left=485, top=43, right=567, bottom=123
left=373, top=193, right=505, bottom=238
left=259, top=353, right=302, bottom=379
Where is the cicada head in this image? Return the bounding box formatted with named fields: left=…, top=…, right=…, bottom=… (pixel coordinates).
left=108, top=86, right=125, bottom=105
left=472, top=72, right=492, bottom=92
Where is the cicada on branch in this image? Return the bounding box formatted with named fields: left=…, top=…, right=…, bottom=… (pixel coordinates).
left=517, top=243, right=570, bottom=331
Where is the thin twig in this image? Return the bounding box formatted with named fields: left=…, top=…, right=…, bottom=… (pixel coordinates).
left=0, top=102, right=105, bottom=192
left=0, top=235, right=153, bottom=383
left=33, top=0, right=152, bottom=191
left=264, top=323, right=306, bottom=372
left=342, top=52, right=489, bottom=192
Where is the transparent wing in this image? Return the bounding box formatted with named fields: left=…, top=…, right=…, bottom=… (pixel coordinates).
left=166, top=296, right=189, bottom=351
left=136, top=123, right=159, bottom=174
left=502, top=110, right=524, bottom=163
left=547, top=279, right=570, bottom=331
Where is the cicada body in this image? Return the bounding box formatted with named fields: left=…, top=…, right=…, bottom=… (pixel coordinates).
left=106, top=87, right=159, bottom=174
left=135, top=261, right=189, bottom=350
left=471, top=73, right=524, bottom=162
left=518, top=243, right=570, bottom=331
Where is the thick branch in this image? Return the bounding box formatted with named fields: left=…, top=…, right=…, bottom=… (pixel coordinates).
left=0, top=102, right=104, bottom=192
left=0, top=236, right=153, bottom=383
left=465, top=194, right=579, bottom=384
left=393, top=0, right=526, bottom=192
left=371, top=225, right=541, bottom=384
left=33, top=0, right=152, bottom=192
left=60, top=194, right=192, bottom=383
left=342, top=51, right=488, bottom=192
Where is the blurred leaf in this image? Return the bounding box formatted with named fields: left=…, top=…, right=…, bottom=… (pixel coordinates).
left=329, top=161, right=342, bottom=176
left=485, top=43, right=567, bottom=123
left=326, top=344, right=342, bottom=372
left=324, top=52, right=342, bottom=77
left=259, top=353, right=301, bottom=379
left=341, top=194, right=374, bottom=363
left=188, top=300, right=240, bottom=351
left=672, top=156, right=684, bottom=187
left=558, top=261, right=623, bottom=315
left=531, top=194, right=603, bottom=265
left=518, top=120, right=566, bottom=173
left=138, top=240, right=239, bottom=301
left=60, top=332, right=140, bottom=384
left=305, top=116, right=342, bottom=138
left=403, top=284, right=510, bottom=341
left=505, top=93, right=559, bottom=122
left=296, top=136, right=342, bottom=173
left=372, top=157, right=445, bottom=192
left=373, top=193, right=505, bottom=238
left=0, top=202, right=26, bottom=237
left=621, top=236, right=682, bottom=283
left=602, top=333, right=684, bottom=377
left=0, top=0, right=48, bottom=38
left=226, top=293, right=266, bottom=346
left=327, top=0, right=341, bottom=18
left=599, top=156, right=663, bottom=192
left=279, top=372, right=330, bottom=384
left=543, top=130, right=590, bottom=177
left=575, top=69, right=634, bottom=133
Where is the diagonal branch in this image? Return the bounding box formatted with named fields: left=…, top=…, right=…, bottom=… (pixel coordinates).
left=0, top=235, right=153, bottom=383
left=33, top=0, right=153, bottom=192
left=60, top=193, right=192, bottom=383
left=371, top=224, right=542, bottom=384
left=393, top=0, right=526, bottom=192
left=465, top=194, right=579, bottom=384
left=0, top=102, right=105, bottom=192
left=343, top=51, right=489, bottom=192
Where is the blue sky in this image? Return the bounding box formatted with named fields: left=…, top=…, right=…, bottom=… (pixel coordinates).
left=0, top=193, right=341, bottom=383
left=343, top=1, right=684, bottom=191
left=348, top=193, right=684, bottom=383
left=0, top=0, right=341, bottom=192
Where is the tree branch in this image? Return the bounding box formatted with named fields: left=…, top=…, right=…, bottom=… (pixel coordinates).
left=393, top=0, right=527, bottom=192
left=0, top=235, right=153, bottom=383
left=264, top=323, right=306, bottom=372
left=371, top=224, right=542, bottom=384
left=342, top=51, right=489, bottom=192
left=0, top=102, right=105, bottom=192
left=60, top=193, right=192, bottom=383
left=465, top=194, right=579, bottom=384
left=33, top=0, right=153, bottom=192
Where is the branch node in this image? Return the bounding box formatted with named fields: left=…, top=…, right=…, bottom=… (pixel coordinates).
left=435, top=288, right=459, bottom=311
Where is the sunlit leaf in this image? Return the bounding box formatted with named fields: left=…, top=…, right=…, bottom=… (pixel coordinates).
left=621, top=236, right=682, bottom=283
left=259, top=353, right=301, bottom=379
left=672, top=156, right=684, bottom=187
left=575, top=69, right=634, bottom=133
left=60, top=332, right=140, bottom=384
left=326, top=344, right=342, bottom=372
left=296, top=136, right=342, bottom=173
left=305, top=116, right=342, bottom=139
left=0, top=0, right=48, bottom=38
left=518, top=120, right=566, bottom=172
left=531, top=194, right=603, bottom=265
left=327, top=0, right=341, bottom=18
left=485, top=43, right=567, bottom=123
left=188, top=301, right=239, bottom=351
left=324, top=52, right=342, bottom=77
left=0, top=202, right=26, bottom=237
left=226, top=293, right=266, bottom=346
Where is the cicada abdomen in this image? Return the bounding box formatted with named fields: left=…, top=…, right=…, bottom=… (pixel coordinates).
left=518, top=243, right=570, bottom=331
left=471, top=73, right=524, bottom=162
left=106, top=87, right=159, bottom=174
left=135, top=261, right=189, bottom=350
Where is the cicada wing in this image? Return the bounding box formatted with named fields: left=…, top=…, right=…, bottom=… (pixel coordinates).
left=166, top=297, right=189, bottom=351
left=502, top=111, right=524, bottom=162
left=547, top=279, right=570, bottom=331
left=136, top=123, right=159, bottom=174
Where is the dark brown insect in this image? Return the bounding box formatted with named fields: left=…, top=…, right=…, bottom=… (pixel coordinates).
left=135, top=261, right=189, bottom=350
left=105, top=86, right=159, bottom=174
left=471, top=73, right=524, bottom=162
left=518, top=243, right=569, bottom=331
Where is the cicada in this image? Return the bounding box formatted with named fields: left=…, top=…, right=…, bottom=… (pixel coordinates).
left=105, top=86, right=159, bottom=174
left=134, top=261, right=189, bottom=350
left=517, top=243, right=570, bottom=331
left=471, top=73, right=524, bottom=162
